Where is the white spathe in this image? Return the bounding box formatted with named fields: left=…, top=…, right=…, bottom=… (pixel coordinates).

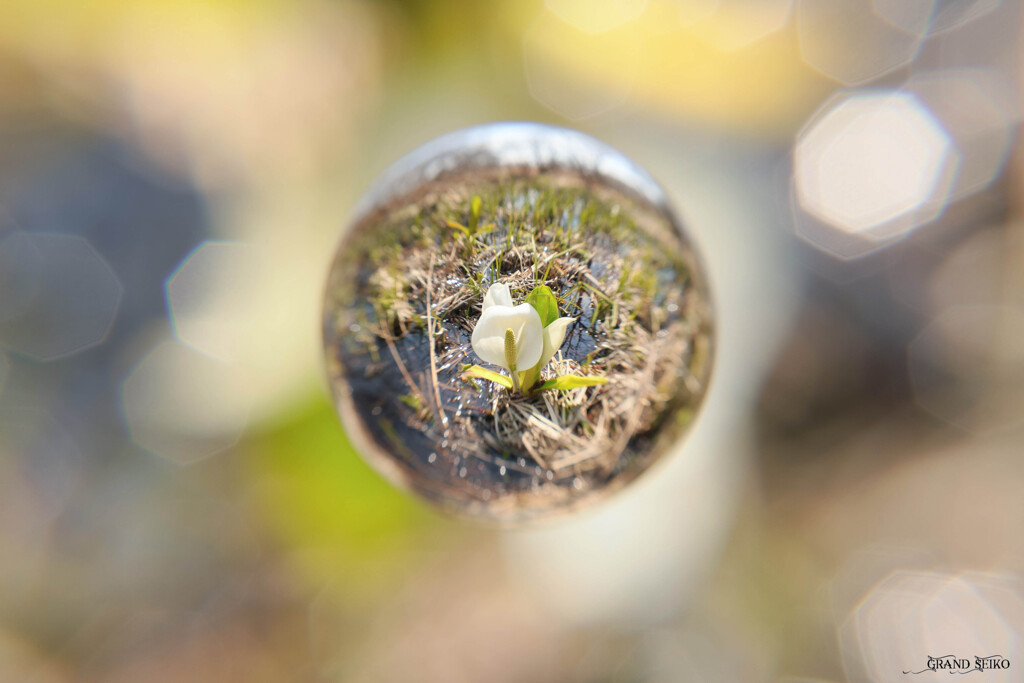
left=482, top=282, right=514, bottom=311
left=540, top=316, right=574, bottom=369
left=472, top=285, right=543, bottom=370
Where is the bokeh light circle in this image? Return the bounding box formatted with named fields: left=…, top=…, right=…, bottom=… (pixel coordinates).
left=793, top=90, right=958, bottom=258
left=0, top=232, right=123, bottom=361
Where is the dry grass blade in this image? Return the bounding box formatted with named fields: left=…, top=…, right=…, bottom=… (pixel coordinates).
left=425, top=257, right=447, bottom=425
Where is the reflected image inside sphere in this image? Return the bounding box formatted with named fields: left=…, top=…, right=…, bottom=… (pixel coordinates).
left=323, top=123, right=714, bottom=522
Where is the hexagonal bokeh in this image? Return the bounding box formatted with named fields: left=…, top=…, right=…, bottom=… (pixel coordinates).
left=906, top=70, right=1015, bottom=202
left=632, top=0, right=722, bottom=34
left=870, top=0, right=934, bottom=36
left=122, top=340, right=252, bottom=465
left=670, top=0, right=721, bottom=28
left=872, top=0, right=1002, bottom=37
left=0, top=407, right=83, bottom=522
left=166, top=240, right=265, bottom=363
left=695, top=0, right=794, bottom=51
left=793, top=91, right=957, bottom=259
left=523, top=11, right=638, bottom=121
left=927, top=225, right=1022, bottom=314
left=544, top=0, right=648, bottom=34
left=798, top=0, right=924, bottom=85
left=829, top=546, right=941, bottom=624
left=322, top=123, right=714, bottom=522
left=839, top=571, right=1024, bottom=682
left=908, top=305, right=1024, bottom=434
left=0, top=232, right=123, bottom=361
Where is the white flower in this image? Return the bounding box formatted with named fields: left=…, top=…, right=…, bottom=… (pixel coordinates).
left=472, top=284, right=543, bottom=371
left=466, top=282, right=585, bottom=395
left=482, top=282, right=513, bottom=310
left=538, top=316, right=574, bottom=369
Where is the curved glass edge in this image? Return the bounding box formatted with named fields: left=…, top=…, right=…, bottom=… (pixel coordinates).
left=348, top=122, right=669, bottom=224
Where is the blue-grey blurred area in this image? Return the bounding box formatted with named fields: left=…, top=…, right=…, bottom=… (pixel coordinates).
left=0, top=1, right=1022, bottom=681
left=0, top=130, right=211, bottom=448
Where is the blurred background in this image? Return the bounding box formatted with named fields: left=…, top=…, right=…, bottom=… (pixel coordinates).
left=1, top=0, right=1022, bottom=680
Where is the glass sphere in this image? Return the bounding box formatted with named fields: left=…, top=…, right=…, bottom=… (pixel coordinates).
left=323, top=123, right=714, bottom=523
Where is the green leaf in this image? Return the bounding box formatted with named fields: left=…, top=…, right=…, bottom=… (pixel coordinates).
left=469, top=195, right=482, bottom=233
left=518, top=366, right=541, bottom=394
left=446, top=220, right=470, bottom=236
left=536, top=375, right=608, bottom=392
left=526, top=285, right=559, bottom=327
left=462, top=365, right=513, bottom=389
left=399, top=393, right=423, bottom=411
